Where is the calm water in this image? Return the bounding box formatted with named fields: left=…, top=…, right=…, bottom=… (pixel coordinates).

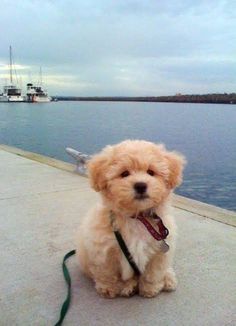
left=0, top=101, right=235, bottom=211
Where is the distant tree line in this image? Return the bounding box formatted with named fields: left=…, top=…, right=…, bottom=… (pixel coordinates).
left=152, top=93, right=236, bottom=104
left=54, top=93, right=236, bottom=104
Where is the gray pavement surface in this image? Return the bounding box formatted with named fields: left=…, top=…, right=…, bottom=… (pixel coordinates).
left=0, top=149, right=235, bottom=326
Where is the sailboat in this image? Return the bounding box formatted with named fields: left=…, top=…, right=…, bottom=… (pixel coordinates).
left=0, top=46, right=24, bottom=102
left=26, top=67, right=51, bottom=103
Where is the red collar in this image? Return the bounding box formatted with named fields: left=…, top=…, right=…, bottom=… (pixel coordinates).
left=131, top=210, right=169, bottom=241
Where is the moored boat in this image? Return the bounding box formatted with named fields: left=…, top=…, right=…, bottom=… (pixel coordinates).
left=25, top=67, right=51, bottom=103
left=0, top=46, right=24, bottom=102
left=26, top=83, right=51, bottom=103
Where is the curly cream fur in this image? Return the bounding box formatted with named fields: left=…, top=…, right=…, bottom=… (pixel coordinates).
left=76, top=140, right=185, bottom=298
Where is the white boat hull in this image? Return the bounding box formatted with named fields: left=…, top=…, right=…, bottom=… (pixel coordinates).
left=32, top=96, right=51, bottom=103
left=8, top=95, right=24, bottom=102
left=0, top=95, right=24, bottom=102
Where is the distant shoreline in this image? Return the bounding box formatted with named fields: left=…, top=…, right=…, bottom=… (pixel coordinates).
left=53, top=93, right=236, bottom=104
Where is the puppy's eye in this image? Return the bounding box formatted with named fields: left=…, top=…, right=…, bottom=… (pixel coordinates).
left=147, top=169, right=155, bottom=176
left=120, top=171, right=130, bottom=178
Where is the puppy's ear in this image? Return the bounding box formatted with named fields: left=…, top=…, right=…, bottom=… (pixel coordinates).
left=87, top=146, right=113, bottom=192
left=164, top=151, right=186, bottom=189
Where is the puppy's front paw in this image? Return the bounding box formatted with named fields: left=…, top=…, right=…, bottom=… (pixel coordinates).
left=120, top=278, right=138, bottom=297
left=139, top=280, right=164, bottom=298
left=95, top=284, right=118, bottom=298
left=163, top=269, right=177, bottom=292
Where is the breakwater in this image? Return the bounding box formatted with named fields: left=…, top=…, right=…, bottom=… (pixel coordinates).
left=54, top=93, right=236, bottom=104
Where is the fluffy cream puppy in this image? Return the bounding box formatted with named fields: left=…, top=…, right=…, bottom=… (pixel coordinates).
left=76, top=140, right=185, bottom=298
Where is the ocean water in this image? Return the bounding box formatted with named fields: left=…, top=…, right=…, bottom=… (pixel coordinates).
left=0, top=101, right=235, bottom=211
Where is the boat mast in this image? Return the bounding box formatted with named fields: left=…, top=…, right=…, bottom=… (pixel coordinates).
left=39, top=66, right=42, bottom=86
left=9, top=45, right=13, bottom=84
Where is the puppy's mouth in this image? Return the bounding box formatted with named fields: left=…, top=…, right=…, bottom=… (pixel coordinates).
left=134, top=194, right=149, bottom=201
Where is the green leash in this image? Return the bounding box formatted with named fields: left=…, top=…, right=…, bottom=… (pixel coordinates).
left=54, top=249, right=76, bottom=326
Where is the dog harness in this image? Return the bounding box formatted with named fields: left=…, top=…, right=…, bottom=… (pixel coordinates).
left=109, top=210, right=169, bottom=276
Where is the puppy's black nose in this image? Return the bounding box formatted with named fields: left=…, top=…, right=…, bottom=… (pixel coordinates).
left=134, top=182, right=147, bottom=194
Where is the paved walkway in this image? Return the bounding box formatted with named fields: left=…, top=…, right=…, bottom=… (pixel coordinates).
left=0, top=147, right=235, bottom=326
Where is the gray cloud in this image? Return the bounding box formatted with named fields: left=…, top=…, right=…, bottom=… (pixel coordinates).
left=0, top=0, right=235, bottom=95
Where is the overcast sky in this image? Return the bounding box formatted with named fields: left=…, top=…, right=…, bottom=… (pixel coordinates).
left=0, top=0, right=235, bottom=96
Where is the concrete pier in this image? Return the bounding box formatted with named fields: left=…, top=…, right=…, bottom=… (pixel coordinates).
left=0, top=145, right=235, bottom=326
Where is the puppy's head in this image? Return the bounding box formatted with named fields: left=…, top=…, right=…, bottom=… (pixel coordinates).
left=87, top=140, right=186, bottom=213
